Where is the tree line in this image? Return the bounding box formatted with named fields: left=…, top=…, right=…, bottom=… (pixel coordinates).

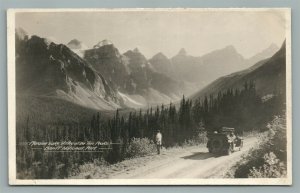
left=16, top=81, right=285, bottom=178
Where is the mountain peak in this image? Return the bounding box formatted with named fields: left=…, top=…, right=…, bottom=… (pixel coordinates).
left=94, top=39, right=113, bottom=48
left=268, top=43, right=279, bottom=50
left=247, top=43, right=280, bottom=64
left=223, top=45, right=237, bottom=52
left=16, top=27, right=29, bottom=40
left=67, top=39, right=88, bottom=50
left=257, top=43, right=279, bottom=56
left=279, top=39, right=286, bottom=52
left=133, top=47, right=140, bottom=53
left=178, top=48, right=187, bottom=56
left=68, top=39, right=81, bottom=46
left=152, top=52, right=168, bottom=59
left=281, top=39, right=286, bottom=47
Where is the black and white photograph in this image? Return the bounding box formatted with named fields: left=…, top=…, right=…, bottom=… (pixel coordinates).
left=7, top=8, right=291, bottom=185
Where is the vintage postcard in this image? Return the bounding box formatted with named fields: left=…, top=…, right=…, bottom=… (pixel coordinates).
left=7, top=8, right=292, bottom=185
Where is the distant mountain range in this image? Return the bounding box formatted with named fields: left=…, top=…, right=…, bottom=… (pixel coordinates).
left=191, top=40, right=286, bottom=101
left=66, top=38, right=279, bottom=90
left=169, top=44, right=279, bottom=88
left=15, top=27, right=283, bottom=111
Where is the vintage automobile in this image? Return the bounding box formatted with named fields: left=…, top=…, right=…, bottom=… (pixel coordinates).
left=206, top=127, right=243, bottom=155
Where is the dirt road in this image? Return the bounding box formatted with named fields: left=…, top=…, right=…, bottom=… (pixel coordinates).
left=111, top=137, right=257, bottom=179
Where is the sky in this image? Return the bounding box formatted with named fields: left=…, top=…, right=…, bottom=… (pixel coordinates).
left=15, top=9, right=288, bottom=59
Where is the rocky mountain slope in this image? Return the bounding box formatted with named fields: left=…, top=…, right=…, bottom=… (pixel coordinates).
left=191, top=40, right=286, bottom=100
left=84, top=43, right=184, bottom=107
left=16, top=30, right=123, bottom=110
left=15, top=27, right=281, bottom=110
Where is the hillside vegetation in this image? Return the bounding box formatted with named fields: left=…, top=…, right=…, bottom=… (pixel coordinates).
left=227, top=116, right=287, bottom=178
left=16, top=82, right=285, bottom=179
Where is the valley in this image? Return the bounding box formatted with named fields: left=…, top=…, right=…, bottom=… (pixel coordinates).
left=14, top=27, right=287, bottom=180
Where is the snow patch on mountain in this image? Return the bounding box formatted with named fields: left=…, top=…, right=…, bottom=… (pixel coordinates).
left=94, top=39, right=113, bottom=48
left=118, top=91, right=144, bottom=108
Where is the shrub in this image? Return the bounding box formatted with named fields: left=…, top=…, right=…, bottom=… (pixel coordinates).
left=229, top=116, right=287, bottom=178
left=182, top=131, right=208, bottom=147
left=126, top=138, right=156, bottom=158
left=197, top=131, right=208, bottom=144
left=248, top=152, right=287, bottom=178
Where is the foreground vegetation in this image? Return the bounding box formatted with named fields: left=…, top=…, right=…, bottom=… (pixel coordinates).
left=226, top=116, right=287, bottom=178
left=16, top=82, right=285, bottom=179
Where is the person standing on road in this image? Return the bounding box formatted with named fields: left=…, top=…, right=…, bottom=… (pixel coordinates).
left=155, top=130, right=162, bottom=154
left=228, top=131, right=236, bottom=150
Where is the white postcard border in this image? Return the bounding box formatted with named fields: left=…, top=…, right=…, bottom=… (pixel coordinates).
left=7, top=8, right=292, bottom=185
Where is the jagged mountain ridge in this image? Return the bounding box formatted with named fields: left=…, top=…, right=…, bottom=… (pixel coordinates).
left=84, top=43, right=184, bottom=107
left=69, top=36, right=279, bottom=98
left=148, top=44, right=278, bottom=92
left=16, top=26, right=281, bottom=110
left=84, top=43, right=128, bottom=90
left=149, top=52, right=176, bottom=78
left=16, top=31, right=124, bottom=110
left=190, top=40, right=286, bottom=101
left=94, top=39, right=113, bottom=48
left=170, top=44, right=279, bottom=88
